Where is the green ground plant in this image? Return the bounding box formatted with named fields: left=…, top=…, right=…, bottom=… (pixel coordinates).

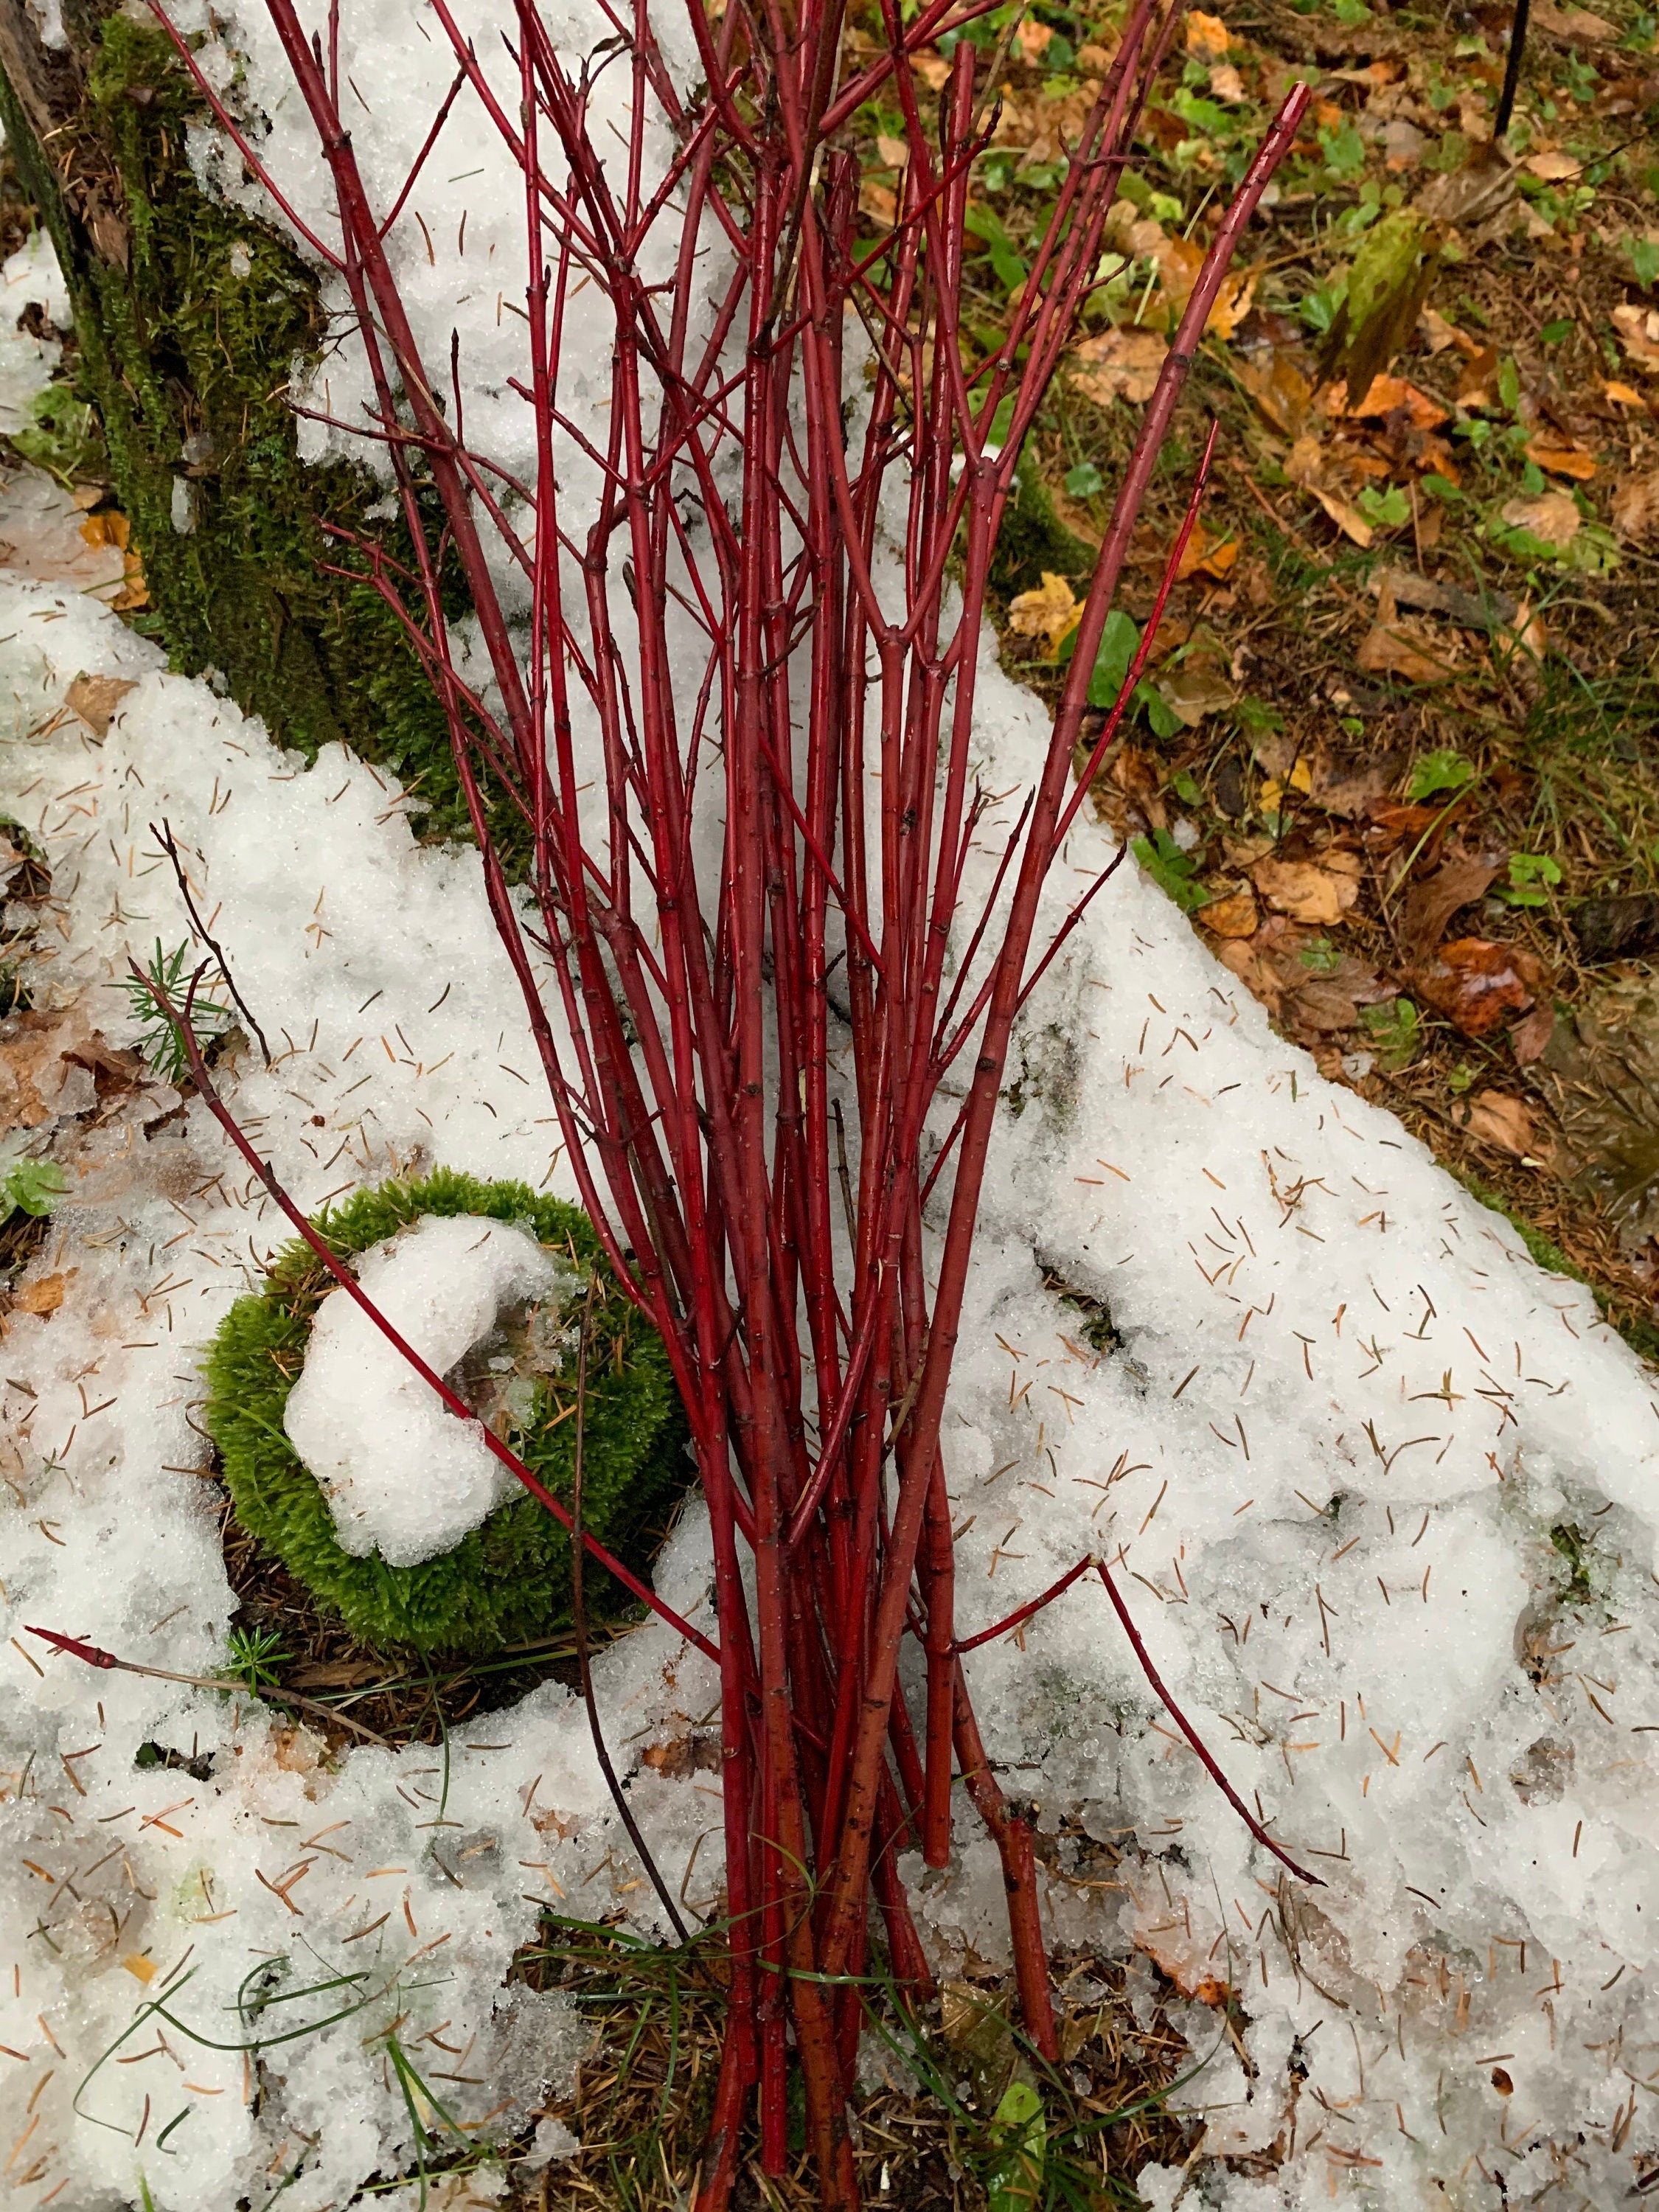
left=204, top=1169, right=688, bottom=1653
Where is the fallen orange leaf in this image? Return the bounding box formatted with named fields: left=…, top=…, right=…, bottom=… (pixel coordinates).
left=1322, top=373, right=1448, bottom=429
left=1006, top=571, right=1082, bottom=651
left=1524, top=438, right=1596, bottom=482
left=1200, top=888, right=1259, bottom=938
left=1183, top=8, right=1231, bottom=58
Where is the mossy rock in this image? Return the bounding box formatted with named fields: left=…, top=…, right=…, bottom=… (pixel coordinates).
left=0, top=5, right=505, bottom=855
left=204, top=1169, right=688, bottom=1655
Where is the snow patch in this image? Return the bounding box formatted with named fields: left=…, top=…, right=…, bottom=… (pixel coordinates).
left=283, top=1213, right=564, bottom=1564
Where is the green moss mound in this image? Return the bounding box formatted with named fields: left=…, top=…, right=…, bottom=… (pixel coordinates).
left=204, top=1169, right=687, bottom=1655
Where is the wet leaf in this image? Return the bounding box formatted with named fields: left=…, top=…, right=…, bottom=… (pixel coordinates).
left=1413, top=147, right=1517, bottom=244
left=1307, top=745, right=1402, bottom=817
left=1414, top=936, right=1547, bottom=1040
left=1455, top=345, right=1500, bottom=408
left=1157, top=653, right=1234, bottom=727
left=1537, top=978, right=1659, bottom=1249
left=1572, top=893, right=1659, bottom=964
left=1356, top=614, right=1459, bottom=684
left=1152, top=233, right=1258, bottom=337
left=1523, top=150, right=1587, bottom=181
left=1532, top=0, right=1613, bottom=35
left=1174, top=525, right=1239, bottom=582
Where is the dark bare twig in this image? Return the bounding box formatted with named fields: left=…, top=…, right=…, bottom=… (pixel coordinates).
left=570, top=1281, right=691, bottom=1941
left=1494, top=0, right=1531, bottom=141
left=151, top=818, right=274, bottom=1066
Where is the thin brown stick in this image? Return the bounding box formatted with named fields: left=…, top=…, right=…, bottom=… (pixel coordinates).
left=24, top=1624, right=394, bottom=1747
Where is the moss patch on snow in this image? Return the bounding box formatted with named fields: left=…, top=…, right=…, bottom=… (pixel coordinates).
left=0, top=17, right=489, bottom=849
left=204, top=1169, right=687, bottom=1655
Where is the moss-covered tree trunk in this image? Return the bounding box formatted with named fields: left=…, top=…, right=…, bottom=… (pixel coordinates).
left=0, top=0, right=474, bottom=836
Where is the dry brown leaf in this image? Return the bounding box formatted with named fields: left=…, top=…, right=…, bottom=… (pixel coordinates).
left=1420, top=307, right=1479, bottom=358
left=1402, top=850, right=1502, bottom=959
left=65, top=672, right=138, bottom=737
left=1461, top=1091, right=1540, bottom=1158
left=1532, top=0, right=1613, bottom=34
left=1157, top=655, right=1234, bottom=728
left=1511, top=1002, right=1557, bottom=1066
left=1414, top=937, right=1546, bottom=1039
left=992, top=79, right=1108, bottom=167
left=1251, top=853, right=1361, bottom=925
left=1355, top=619, right=1459, bottom=684
left=1006, top=571, right=1082, bottom=651
left=286, top=1656, right=386, bottom=1688
left=1071, top=326, right=1166, bottom=405
left=13, top=1272, right=72, bottom=1318
left=1499, top=490, right=1580, bottom=551
left=1524, top=437, right=1596, bottom=481
left=1413, top=152, right=1516, bottom=240
left=1612, top=470, right=1659, bottom=540
left=1015, top=16, right=1053, bottom=60
left=1604, top=379, right=1647, bottom=408
left=859, top=179, right=897, bottom=226
left=1523, top=149, right=1584, bottom=181
left=1184, top=9, right=1231, bottom=57
left=1286, top=436, right=1374, bottom=547
left=875, top=133, right=909, bottom=168
left=1200, top=888, right=1259, bottom=939
left=1152, top=233, right=1258, bottom=338
left=911, top=51, right=951, bottom=89
left=1613, top=303, right=1659, bottom=373
left=1455, top=344, right=1499, bottom=408
left=1236, top=347, right=1314, bottom=439
left=1308, top=746, right=1402, bottom=818
left=1208, top=61, right=1246, bottom=101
